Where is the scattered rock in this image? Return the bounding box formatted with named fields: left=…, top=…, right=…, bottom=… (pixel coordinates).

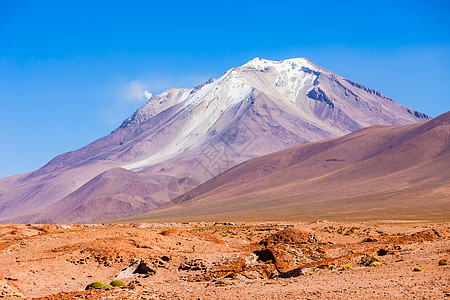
left=179, top=259, right=207, bottom=271
left=377, top=248, right=389, bottom=256
left=115, top=260, right=155, bottom=280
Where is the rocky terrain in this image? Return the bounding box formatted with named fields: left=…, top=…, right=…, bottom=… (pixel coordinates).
left=0, top=58, right=430, bottom=224
left=0, top=221, right=448, bottom=299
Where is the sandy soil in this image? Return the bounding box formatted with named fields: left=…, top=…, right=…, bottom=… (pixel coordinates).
left=0, top=221, right=449, bottom=299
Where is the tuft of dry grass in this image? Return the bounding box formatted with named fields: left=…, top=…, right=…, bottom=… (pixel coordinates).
left=338, top=263, right=352, bottom=271
left=372, top=261, right=382, bottom=267
left=438, top=258, right=448, bottom=266
left=359, top=253, right=381, bottom=267
left=413, top=266, right=424, bottom=272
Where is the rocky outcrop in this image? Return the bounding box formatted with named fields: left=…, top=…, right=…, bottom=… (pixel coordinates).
left=115, top=260, right=156, bottom=280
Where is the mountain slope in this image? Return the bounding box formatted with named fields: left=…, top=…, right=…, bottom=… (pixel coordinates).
left=0, top=58, right=431, bottom=223
left=120, top=111, right=450, bottom=222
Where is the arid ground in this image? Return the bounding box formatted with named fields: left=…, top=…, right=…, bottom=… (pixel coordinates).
left=0, top=221, right=449, bottom=299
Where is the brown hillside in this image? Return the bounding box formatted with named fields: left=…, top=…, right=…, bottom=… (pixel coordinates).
left=118, top=111, right=450, bottom=223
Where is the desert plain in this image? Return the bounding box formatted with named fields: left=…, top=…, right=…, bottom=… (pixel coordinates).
left=0, top=220, right=449, bottom=299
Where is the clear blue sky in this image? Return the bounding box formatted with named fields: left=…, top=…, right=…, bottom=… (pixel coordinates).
left=1, top=0, right=449, bottom=178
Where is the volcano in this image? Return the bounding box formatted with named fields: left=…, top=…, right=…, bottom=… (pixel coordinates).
left=0, top=58, right=430, bottom=223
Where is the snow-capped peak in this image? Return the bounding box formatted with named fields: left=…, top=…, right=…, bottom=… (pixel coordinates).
left=241, top=57, right=322, bottom=73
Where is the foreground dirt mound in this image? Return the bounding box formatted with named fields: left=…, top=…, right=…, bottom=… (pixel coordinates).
left=259, top=227, right=314, bottom=247
left=255, top=227, right=326, bottom=273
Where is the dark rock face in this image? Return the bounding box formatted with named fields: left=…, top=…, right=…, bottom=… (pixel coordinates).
left=406, top=108, right=430, bottom=119
left=307, top=86, right=334, bottom=108
left=344, top=79, right=395, bottom=102
left=300, top=66, right=321, bottom=85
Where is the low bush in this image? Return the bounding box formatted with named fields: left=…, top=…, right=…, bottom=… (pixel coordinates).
left=86, top=281, right=105, bottom=290
left=110, top=279, right=126, bottom=287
